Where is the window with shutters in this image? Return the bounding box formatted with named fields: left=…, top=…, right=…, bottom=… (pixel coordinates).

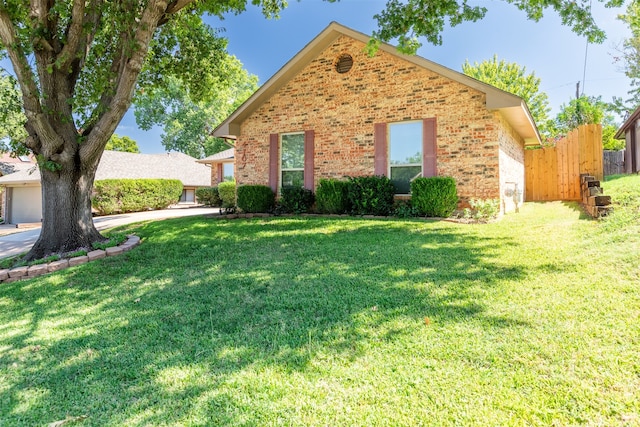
left=280, top=132, right=305, bottom=187
left=388, top=121, right=423, bottom=194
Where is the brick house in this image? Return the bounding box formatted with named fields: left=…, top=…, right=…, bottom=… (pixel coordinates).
left=214, top=22, right=540, bottom=213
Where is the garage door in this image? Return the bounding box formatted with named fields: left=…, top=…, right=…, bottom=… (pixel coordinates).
left=8, top=186, right=42, bottom=224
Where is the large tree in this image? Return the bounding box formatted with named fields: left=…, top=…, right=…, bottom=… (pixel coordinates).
left=462, top=55, right=551, bottom=137
left=0, top=0, right=624, bottom=260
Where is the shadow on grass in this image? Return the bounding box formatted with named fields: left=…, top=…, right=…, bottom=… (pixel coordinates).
left=0, top=216, right=530, bottom=426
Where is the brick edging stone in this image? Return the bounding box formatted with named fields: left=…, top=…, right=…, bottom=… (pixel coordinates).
left=0, top=235, right=140, bottom=284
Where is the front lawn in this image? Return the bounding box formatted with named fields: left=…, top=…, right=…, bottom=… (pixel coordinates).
left=1, top=181, right=639, bottom=426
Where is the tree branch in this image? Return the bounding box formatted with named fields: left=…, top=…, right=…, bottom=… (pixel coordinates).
left=80, top=0, right=174, bottom=163
left=56, top=0, right=87, bottom=72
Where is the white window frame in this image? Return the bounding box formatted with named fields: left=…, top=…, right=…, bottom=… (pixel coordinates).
left=280, top=132, right=305, bottom=188
left=388, top=120, right=423, bottom=195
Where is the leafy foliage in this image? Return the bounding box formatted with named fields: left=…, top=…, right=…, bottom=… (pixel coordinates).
left=195, top=187, right=222, bottom=207
left=371, top=0, right=623, bottom=54
left=462, top=55, right=550, bottom=136
left=463, top=199, right=501, bottom=222
left=278, top=186, right=315, bottom=214
left=347, top=176, right=395, bottom=216
left=237, top=185, right=275, bottom=213
left=105, top=134, right=140, bottom=153
left=315, top=178, right=350, bottom=214
left=612, top=1, right=640, bottom=115
left=91, top=179, right=183, bottom=215
left=0, top=72, right=27, bottom=152
left=134, top=17, right=258, bottom=159
left=410, top=176, right=459, bottom=217
left=551, top=95, right=623, bottom=150
left=218, top=181, right=237, bottom=208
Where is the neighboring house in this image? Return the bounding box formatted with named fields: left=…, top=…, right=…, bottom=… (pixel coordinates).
left=0, top=150, right=211, bottom=224
left=196, top=147, right=235, bottom=185
left=0, top=153, right=36, bottom=221
left=614, top=107, right=640, bottom=174
left=214, top=22, right=540, bottom=213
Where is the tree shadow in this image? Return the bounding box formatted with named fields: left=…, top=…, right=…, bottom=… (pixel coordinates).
left=0, top=216, right=533, bottom=425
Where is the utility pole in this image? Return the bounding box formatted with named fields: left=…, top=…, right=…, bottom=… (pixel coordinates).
left=576, top=81, right=580, bottom=99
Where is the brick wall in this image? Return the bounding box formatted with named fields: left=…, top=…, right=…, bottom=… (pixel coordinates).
left=235, top=35, right=521, bottom=206
left=496, top=112, right=525, bottom=213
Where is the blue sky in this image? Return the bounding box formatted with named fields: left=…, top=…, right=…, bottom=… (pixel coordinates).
left=2, top=1, right=632, bottom=154
left=122, top=0, right=630, bottom=154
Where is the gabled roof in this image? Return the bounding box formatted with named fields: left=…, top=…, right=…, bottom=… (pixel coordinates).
left=213, top=21, right=541, bottom=145
left=0, top=150, right=211, bottom=186
left=614, top=106, right=640, bottom=140
left=196, top=148, right=234, bottom=165
left=0, top=153, right=35, bottom=176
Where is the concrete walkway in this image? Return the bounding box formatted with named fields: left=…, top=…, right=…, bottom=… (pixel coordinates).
left=0, top=206, right=219, bottom=259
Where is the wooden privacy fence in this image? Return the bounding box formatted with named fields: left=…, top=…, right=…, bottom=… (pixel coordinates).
left=525, top=124, right=603, bottom=201
left=603, top=150, right=625, bottom=177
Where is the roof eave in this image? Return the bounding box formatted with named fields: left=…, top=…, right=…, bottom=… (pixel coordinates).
left=614, top=107, right=640, bottom=139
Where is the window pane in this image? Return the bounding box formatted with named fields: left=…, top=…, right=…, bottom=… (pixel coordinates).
left=391, top=165, right=422, bottom=194
left=389, top=121, right=422, bottom=166
left=223, top=163, right=234, bottom=181
left=282, top=170, right=304, bottom=187
left=281, top=133, right=304, bottom=169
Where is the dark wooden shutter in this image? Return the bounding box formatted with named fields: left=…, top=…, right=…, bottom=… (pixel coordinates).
left=304, top=130, right=315, bottom=190
left=374, top=123, right=387, bottom=176
left=423, top=118, right=437, bottom=177
left=269, top=133, right=279, bottom=192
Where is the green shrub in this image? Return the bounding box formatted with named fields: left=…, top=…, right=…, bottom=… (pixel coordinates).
left=279, top=186, right=315, bottom=214
left=218, top=181, right=236, bottom=208
left=463, top=199, right=500, bottom=222
left=347, top=175, right=395, bottom=216
left=411, top=177, right=459, bottom=217
left=92, top=179, right=183, bottom=215
left=195, top=187, right=221, bottom=207
left=315, top=179, right=350, bottom=214
left=237, top=185, right=275, bottom=213
left=393, top=200, right=420, bottom=218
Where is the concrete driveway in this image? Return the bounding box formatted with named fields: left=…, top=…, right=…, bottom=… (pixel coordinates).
left=0, top=206, right=219, bottom=260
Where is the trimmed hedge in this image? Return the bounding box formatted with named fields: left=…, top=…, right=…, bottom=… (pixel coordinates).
left=315, top=179, right=350, bottom=214
left=92, top=179, right=183, bottom=215
left=411, top=176, right=459, bottom=217
left=347, top=175, right=395, bottom=216
left=218, top=181, right=236, bottom=208
left=195, top=187, right=221, bottom=207
left=237, top=185, right=275, bottom=213
left=279, top=186, right=315, bottom=214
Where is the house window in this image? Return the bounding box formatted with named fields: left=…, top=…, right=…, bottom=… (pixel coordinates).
left=389, top=121, right=423, bottom=194
left=280, top=132, right=305, bottom=187
left=223, top=163, right=234, bottom=181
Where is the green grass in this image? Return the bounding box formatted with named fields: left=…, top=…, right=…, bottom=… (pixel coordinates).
left=1, top=176, right=639, bottom=426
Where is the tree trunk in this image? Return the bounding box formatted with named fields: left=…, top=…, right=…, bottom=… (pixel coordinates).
left=25, top=163, right=106, bottom=261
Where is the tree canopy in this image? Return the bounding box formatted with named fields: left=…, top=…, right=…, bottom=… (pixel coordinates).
left=613, top=0, right=640, bottom=116
left=462, top=55, right=551, bottom=137
left=552, top=95, right=622, bottom=150
left=105, top=134, right=140, bottom=153
left=371, top=0, right=624, bottom=54
left=133, top=21, right=258, bottom=159
left=0, top=71, right=26, bottom=150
